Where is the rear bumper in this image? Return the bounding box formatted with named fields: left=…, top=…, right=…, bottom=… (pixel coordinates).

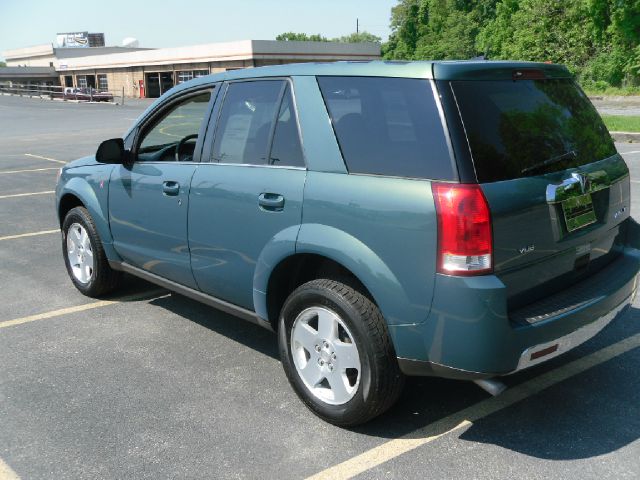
left=391, top=248, right=640, bottom=379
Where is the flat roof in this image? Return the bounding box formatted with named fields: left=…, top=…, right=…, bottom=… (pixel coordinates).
left=3, top=44, right=54, bottom=59
left=58, top=40, right=381, bottom=71
left=0, top=66, right=59, bottom=78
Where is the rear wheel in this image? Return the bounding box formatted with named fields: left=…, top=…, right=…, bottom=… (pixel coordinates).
left=62, top=207, right=121, bottom=297
left=279, top=279, right=404, bottom=426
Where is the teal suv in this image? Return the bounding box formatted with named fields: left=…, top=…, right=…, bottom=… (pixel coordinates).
left=56, top=61, right=639, bottom=425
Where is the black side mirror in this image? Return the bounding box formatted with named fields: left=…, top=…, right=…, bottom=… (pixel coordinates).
left=96, top=138, right=125, bottom=164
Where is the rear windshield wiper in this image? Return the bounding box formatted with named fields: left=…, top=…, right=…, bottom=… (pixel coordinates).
left=521, top=150, right=577, bottom=174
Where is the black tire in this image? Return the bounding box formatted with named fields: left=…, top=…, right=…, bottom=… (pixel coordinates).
left=279, top=279, right=404, bottom=426
left=62, top=206, right=121, bottom=297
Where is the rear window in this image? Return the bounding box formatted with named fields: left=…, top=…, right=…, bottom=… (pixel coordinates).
left=318, top=76, right=454, bottom=180
left=451, top=79, right=616, bottom=183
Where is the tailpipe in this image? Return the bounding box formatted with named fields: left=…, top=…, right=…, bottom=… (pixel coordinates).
left=473, top=378, right=507, bottom=396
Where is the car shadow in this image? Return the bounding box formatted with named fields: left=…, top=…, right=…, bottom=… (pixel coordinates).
left=110, top=280, right=640, bottom=460
left=353, top=305, right=640, bottom=460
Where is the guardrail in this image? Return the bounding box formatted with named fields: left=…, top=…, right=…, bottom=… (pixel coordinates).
left=0, top=83, right=123, bottom=104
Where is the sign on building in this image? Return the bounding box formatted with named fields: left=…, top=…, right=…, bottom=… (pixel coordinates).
left=56, top=32, right=90, bottom=48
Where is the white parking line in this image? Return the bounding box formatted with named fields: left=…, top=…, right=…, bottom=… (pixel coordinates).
left=0, top=229, right=59, bottom=241
left=306, top=332, right=640, bottom=480
left=0, top=191, right=54, bottom=199
left=0, top=290, right=167, bottom=329
left=0, top=167, right=59, bottom=175
left=0, top=457, right=20, bottom=480
left=23, top=153, right=66, bottom=164
left=621, top=150, right=640, bottom=155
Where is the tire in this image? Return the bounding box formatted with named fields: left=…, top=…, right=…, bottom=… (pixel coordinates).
left=62, top=206, right=121, bottom=297
left=279, top=279, right=404, bottom=426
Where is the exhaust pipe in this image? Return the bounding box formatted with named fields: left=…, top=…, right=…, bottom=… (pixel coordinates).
left=473, top=378, right=507, bottom=396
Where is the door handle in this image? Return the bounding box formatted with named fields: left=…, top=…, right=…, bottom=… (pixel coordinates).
left=162, top=181, right=180, bottom=196
left=258, top=193, right=285, bottom=211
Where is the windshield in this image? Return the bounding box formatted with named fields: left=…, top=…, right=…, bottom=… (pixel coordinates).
left=451, top=79, right=617, bottom=183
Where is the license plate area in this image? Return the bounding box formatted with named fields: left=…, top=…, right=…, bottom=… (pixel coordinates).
left=562, top=193, right=597, bottom=232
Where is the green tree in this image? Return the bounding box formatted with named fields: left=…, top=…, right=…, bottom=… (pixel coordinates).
left=276, top=32, right=328, bottom=42
left=0, top=61, right=6, bottom=67
left=336, top=32, right=382, bottom=43
left=276, top=31, right=381, bottom=43
left=383, top=0, right=640, bottom=88
left=384, top=0, right=499, bottom=60
left=383, top=0, right=423, bottom=59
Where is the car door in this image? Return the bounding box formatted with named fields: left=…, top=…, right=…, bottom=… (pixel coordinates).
left=109, top=86, right=216, bottom=288
left=189, top=79, right=306, bottom=309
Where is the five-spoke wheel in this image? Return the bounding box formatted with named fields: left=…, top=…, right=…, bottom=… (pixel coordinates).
left=62, top=206, right=121, bottom=297
left=291, top=306, right=361, bottom=405
left=66, top=223, right=94, bottom=284
left=279, top=278, right=404, bottom=426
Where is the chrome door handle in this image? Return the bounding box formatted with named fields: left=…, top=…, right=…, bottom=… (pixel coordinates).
left=162, top=181, right=180, bottom=196
left=258, top=193, right=285, bottom=211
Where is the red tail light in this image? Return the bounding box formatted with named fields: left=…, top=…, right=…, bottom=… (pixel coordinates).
left=432, top=183, right=493, bottom=275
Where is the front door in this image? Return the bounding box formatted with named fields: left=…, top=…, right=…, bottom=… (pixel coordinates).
left=189, top=79, right=307, bottom=308
left=109, top=87, right=216, bottom=288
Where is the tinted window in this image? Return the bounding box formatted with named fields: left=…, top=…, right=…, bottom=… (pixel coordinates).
left=451, top=79, right=617, bottom=183
left=138, top=90, right=212, bottom=162
left=318, top=76, right=453, bottom=179
left=269, top=85, right=305, bottom=167
left=212, top=80, right=283, bottom=164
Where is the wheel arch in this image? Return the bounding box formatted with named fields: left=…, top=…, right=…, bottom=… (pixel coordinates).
left=57, top=177, right=119, bottom=261
left=255, top=224, right=412, bottom=330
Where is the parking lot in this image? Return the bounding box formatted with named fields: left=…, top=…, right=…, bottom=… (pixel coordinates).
left=0, top=93, right=639, bottom=480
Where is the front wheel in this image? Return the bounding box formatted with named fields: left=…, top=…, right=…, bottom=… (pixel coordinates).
left=279, top=279, right=404, bottom=426
left=62, top=206, right=121, bottom=297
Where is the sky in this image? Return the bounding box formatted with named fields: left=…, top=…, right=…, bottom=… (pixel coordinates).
left=0, top=0, right=396, bottom=60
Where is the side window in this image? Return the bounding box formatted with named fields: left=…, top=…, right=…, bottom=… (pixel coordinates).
left=269, top=85, right=305, bottom=167
left=211, top=80, right=283, bottom=164
left=137, top=89, right=212, bottom=162
left=317, top=76, right=454, bottom=180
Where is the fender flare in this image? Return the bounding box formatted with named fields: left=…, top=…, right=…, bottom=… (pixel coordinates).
left=58, top=175, right=120, bottom=261
left=254, top=223, right=412, bottom=326
left=252, top=225, right=301, bottom=320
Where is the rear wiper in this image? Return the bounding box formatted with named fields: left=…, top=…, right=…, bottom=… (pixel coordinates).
left=521, top=150, right=577, bottom=174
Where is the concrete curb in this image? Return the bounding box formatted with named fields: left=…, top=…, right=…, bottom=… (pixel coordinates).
left=611, top=131, right=640, bottom=143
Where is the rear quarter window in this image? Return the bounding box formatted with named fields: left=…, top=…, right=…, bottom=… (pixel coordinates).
left=317, top=76, right=455, bottom=180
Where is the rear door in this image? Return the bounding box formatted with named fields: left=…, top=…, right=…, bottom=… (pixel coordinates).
left=109, top=87, right=216, bottom=288
left=189, top=79, right=306, bottom=309
left=441, top=74, right=630, bottom=312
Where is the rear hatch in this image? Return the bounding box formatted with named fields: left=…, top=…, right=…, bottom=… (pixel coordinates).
left=437, top=64, right=630, bottom=316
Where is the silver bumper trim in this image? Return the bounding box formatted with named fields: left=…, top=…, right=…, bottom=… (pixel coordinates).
left=512, top=294, right=633, bottom=373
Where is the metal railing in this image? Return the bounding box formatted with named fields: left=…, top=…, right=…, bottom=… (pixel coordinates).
left=0, top=82, right=121, bottom=103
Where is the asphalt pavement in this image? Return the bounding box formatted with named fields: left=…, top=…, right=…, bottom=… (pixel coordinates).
left=0, top=94, right=639, bottom=480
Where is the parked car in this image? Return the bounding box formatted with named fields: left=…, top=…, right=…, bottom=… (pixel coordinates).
left=52, top=87, right=113, bottom=102
left=55, top=61, right=639, bottom=425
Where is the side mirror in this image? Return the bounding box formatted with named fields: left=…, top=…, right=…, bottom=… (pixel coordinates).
left=96, top=138, right=126, bottom=164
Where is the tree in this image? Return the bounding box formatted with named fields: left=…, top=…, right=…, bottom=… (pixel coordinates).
left=276, top=32, right=328, bottom=42
left=384, top=0, right=499, bottom=60
left=0, top=61, right=6, bottom=67
left=276, top=31, right=381, bottom=43
left=478, top=0, right=640, bottom=87
left=384, top=0, right=640, bottom=88
left=336, top=32, right=382, bottom=43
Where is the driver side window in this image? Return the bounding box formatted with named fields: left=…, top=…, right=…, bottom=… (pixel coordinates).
left=137, top=89, right=212, bottom=162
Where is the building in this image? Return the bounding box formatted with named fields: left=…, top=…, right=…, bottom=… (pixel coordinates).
left=2, top=43, right=150, bottom=68
left=0, top=66, right=59, bottom=86
left=1, top=40, right=381, bottom=98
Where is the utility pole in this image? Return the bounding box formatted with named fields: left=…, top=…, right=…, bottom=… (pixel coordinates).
left=356, top=18, right=359, bottom=34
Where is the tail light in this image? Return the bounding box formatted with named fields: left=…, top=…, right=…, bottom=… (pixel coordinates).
left=432, top=183, right=493, bottom=275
